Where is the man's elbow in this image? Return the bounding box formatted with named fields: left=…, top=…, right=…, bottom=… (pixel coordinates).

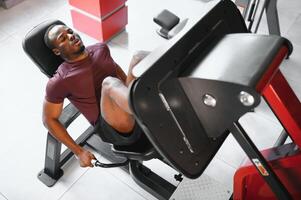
left=42, top=115, right=56, bottom=129
left=42, top=115, right=49, bottom=129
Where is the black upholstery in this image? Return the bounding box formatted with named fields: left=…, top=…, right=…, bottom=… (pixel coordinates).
left=184, top=34, right=293, bottom=89
left=22, top=19, right=65, bottom=77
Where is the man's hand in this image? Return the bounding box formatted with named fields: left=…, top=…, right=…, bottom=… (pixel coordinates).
left=77, top=149, right=96, bottom=168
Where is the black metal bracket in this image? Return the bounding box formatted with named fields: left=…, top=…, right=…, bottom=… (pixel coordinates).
left=130, top=161, right=176, bottom=200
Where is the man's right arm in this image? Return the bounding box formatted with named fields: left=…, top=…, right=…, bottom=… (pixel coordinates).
left=42, top=99, right=96, bottom=167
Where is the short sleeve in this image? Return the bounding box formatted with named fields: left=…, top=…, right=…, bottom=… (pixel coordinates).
left=101, top=43, right=119, bottom=75
left=45, top=74, right=68, bottom=104
left=101, top=43, right=111, bottom=56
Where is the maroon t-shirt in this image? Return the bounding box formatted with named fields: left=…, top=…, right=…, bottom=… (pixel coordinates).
left=45, top=43, right=119, bottom=125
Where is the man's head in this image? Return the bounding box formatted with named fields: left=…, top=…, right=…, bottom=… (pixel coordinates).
left=44, top=25, right=85, bottom=61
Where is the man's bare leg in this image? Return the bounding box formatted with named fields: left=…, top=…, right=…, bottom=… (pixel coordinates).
left=100, top=51, right=150, bottom=134
left=101, top=77, right=135, bottom=134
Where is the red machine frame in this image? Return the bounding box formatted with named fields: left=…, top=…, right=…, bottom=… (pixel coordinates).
left=234, top=45, right=301, bottom=199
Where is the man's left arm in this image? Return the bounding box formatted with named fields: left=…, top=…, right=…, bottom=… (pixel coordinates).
left=115, top=64, right=127, bottom=83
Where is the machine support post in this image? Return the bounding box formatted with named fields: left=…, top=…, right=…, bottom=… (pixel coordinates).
left=229, top=121, right=292, bottom=200
left=265, top=0, right=281, bottom=35
left=43, top=133, right=62, bottom=177
left=253, top=0, right=280, bottom=35
left=37, top=133, right=64, bottom=187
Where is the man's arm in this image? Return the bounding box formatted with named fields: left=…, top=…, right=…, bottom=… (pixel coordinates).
left=115, top=59, right=139, bottom=87
left=42, top=99, right=96, bottom=167
left=115, top=64, right=127, bottom=83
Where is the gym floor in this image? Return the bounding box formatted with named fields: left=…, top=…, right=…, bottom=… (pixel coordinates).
left=0, top=0, right=300, bottom=199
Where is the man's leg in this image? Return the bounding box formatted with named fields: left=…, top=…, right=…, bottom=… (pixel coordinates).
left=101, top=77, right=135, bottom=134
left=100, top=51, right=150, bottom=135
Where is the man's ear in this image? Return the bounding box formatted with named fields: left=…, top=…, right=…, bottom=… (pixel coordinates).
left=52, top=48, right=60, bottom=56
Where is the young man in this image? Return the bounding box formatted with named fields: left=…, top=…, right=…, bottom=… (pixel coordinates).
left=43, top=24, right=148, bottom=168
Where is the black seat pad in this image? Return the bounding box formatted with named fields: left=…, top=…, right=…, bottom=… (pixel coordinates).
left=186, top=34, right=292, bottom=88
left=22, top=19, right=65, bottom=77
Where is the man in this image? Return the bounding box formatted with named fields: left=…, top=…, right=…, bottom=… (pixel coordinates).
left=43, top=24, right=148, bottom=168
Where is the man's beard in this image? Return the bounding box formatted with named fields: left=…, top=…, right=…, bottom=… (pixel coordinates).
left=75, top=44, right=85, bottom=55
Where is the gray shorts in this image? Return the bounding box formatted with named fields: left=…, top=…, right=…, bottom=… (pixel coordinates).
left=94, top=116, right=142, bottom=146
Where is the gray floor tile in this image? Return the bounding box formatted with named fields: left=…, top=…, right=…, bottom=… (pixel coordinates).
left=59, top=168, right=147, bottom=200
left=0, top=3, right=34, bottom=35
left=0, top=29, right=9, bottom=43
left=0, top=193, right=7, bottom=200
left=0, top=35, right=48, bottom=116
left=98, top=160, right=158, bottom=200
left=215, top=134, right=246, bottom=169
left=278, top=0, right=301, bottom=12
left=280, top=45, right=301, bottom=102
left=107, top=42, right=134, bottom=73
left=111, top=0, right=219, bottom=52
left=255, top=2, right=300, bottom=35
left=204, top=157, right=236, bottom=187
left=0, top=0, right=67, bottom=36
left=13, top=4, right=72, bottom=40
left=239, top=113, right=283, bottom=150
left=254, top=98, right=280, bottom=124
left=277, top=8, right=300, bottom=35
left=215, top=111, right=285, bottom=170
left=0, top=115, right=92, bottom=200
left=280, top=44, right=301, bottom=88
left=287, top=14, right=301, bottom=46
left=285, top=78, right=301, bottom=101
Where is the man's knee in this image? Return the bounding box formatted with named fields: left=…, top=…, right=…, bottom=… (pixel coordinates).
left=102, top=76, right=122, bottom=95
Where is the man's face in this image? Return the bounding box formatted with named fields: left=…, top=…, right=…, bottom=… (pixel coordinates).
left=49, top=25, right=85, bottom=59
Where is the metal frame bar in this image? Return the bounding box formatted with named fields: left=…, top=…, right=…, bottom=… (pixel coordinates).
left=274, top=129, right=289, bottom=147
left=253, top=0, right=281, bottom=35
left=262, top=71, right=301, bottom=148
left=37, top=133, right=63, bottom=186
left=265, top=0, right=281, bottom=35
left=229, top=122, right=292, bottom=200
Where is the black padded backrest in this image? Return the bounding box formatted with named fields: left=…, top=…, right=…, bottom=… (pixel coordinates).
left=22, top=19, right=65, bottom=77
